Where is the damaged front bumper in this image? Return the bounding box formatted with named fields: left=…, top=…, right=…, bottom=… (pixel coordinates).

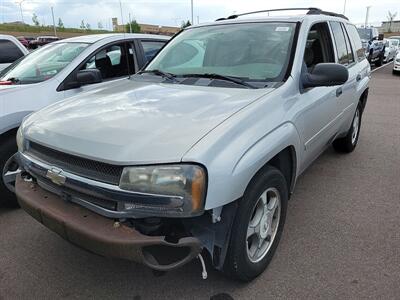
left=15, top=175, right=202, bottom=271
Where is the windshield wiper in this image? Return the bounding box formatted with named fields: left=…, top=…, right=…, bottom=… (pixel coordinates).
left=178, top=73, right=257, bottom=89
left=138, top=69, right=178, bottom=82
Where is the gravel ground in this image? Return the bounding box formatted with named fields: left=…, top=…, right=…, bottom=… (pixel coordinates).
left=0, top=63, right=399, bottom=300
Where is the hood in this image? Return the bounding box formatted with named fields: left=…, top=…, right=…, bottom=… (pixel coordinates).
left=23, top=79, right=273, bottom=165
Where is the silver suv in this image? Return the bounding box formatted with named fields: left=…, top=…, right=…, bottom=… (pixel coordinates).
left=15, top=8, right=370, bottom=281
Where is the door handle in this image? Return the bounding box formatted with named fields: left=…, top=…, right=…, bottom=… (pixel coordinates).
left=336, top=87, right=343, bottom=97
left=356, top=74, right=362, bottom=82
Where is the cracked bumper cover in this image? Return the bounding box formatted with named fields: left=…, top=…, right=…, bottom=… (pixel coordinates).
left=15, top=175, right=202, bottom=271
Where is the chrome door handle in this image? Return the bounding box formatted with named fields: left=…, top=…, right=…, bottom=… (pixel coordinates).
left=336, top=87, right=343, bottom=97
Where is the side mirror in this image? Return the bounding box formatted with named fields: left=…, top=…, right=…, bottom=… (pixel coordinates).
left=76, top=69, right=102, bottom=86
left=302, top=63, right=349, bottom=89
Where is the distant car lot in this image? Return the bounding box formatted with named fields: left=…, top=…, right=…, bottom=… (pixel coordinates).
left=0, top=63, right=398, bottom=299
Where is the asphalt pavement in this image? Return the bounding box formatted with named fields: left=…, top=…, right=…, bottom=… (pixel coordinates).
left=0, top=63, right=399, bottom=300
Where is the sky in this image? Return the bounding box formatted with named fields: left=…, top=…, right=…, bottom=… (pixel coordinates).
left=1, top=0, right=399, bottom=30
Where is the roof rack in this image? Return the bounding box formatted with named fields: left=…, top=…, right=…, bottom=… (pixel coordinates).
left=216, top=7, right=349, bottom=21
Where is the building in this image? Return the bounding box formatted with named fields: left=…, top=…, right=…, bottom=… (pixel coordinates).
left=112, top=18, right=180, bottom=36
left=380, top=20, right=400, bottom=33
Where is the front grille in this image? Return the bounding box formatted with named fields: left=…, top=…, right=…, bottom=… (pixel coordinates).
left=27, top=142, right=123, bottom=185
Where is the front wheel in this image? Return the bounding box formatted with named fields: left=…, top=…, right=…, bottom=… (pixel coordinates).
left=333, top=103, right=362, bottom=153
left=223, top=167, right=288, bottom=282
left=375, top=54, right=383, bottom=66
left=0, top=136, right=20, bottom=208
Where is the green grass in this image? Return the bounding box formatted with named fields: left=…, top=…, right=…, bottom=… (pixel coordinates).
left=0, top=23, right=110, bottom=34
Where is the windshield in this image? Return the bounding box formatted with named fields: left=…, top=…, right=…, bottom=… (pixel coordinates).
left=146, top=22, right=296, bottom=83
left=0, top=42, right=89, bottom=84
left=357, top=28, right=372, bottom=41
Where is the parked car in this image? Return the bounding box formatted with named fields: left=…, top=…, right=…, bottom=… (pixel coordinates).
left=393, top=52, right=400, bottom=74
left=0, top=33, right=169, bottom=205
left=15, top=8, right=369, bottom=282
left=357, top=27, right=385, bottom=66
left=16, top=36, right=29, bottom=48
left=383, top=38, right=398, bottom=62
left=389, top=36, right=400, bottom=44
left=0, top=35, right=29, bottom=71
left=29, top=36, right=60, bottom=49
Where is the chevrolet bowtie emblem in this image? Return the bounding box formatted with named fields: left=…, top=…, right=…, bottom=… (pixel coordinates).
left=46, top=168, right=66, bottom=186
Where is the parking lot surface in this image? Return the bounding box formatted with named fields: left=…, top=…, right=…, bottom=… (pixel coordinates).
left=0, top=64, right=399, bottom=300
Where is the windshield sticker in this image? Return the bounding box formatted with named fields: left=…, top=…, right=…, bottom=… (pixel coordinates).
left=275, top=26, right=290, bottom=32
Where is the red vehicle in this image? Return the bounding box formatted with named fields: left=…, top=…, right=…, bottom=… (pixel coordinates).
left=29, top=36, right=60, bottom=49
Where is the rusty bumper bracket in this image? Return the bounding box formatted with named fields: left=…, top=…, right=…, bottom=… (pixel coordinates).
left=15, top=175, right=202, bottom=271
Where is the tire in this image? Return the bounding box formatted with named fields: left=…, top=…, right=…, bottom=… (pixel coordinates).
left=223, top=166, right=288, bottom=282
left=0, top=135, right=19, bottom=208
left=375, top=54, right=383, bottom=67
left=333, top=102, right=362, bottom=153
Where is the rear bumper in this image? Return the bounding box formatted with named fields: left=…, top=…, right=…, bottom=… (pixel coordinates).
left=16, top=175, right=202, bottom=271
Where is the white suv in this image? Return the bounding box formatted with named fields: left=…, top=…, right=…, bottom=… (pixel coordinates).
left=15, top=8, right=370, bottom=281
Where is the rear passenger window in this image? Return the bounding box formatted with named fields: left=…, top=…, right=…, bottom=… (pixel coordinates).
left=330, top=22, right=352, bottom=65
left=141, top=41, right=166, bottom=62
left=341, top=24, right=355, bottom=64
left=346, top=24, right=365, bottom=61
left=0, top=39, right=24, bottom=63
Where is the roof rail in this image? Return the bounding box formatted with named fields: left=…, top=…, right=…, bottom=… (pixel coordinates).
left=216, top=7, right=349, bottom=21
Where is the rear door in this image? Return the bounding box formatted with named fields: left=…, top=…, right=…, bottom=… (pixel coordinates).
left=329, top=22, right=362, bottom=132
left=136, top=39, right=167, bottom=68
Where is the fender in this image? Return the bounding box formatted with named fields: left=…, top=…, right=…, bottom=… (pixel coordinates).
left=0, top=111, right=33, bottom=136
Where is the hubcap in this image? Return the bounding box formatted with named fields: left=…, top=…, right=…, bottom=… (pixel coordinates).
left=2, top=154, right=21, bottom=193
left=246, top=187, right=281, bottom=263
left=351, top=109, right=360, bottom=145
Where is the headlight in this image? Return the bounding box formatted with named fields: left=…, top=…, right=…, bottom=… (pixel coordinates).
left=16, top=127, right=24, bottom=152
left=119, top=164, right=207, bottom=217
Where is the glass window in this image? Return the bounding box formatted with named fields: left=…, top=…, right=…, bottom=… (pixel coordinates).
left=0, top=39, right=24, bottom=63
left=341, top=24, right=355, bottom=64
left=0, top=42, right=89, bottom=84
left=146, top=23, right=296, bottom=82
left=330, top=22, right=351, bottom=65
left=346, top=24, right=365, bottom=60
left=81, top=42, right=135, bottom=80
left=141, top=41, right=166, bottom=62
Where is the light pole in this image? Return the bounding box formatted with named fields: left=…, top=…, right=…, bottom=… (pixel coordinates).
left=365, top=6, right=371, bottom=28
left=15, top=0, right=24, bottom=24
left=119, top=0, right=125, bottom=32
left=51, top=6, right=57, bottom=36
left=343, top=0, right=347, bottom=15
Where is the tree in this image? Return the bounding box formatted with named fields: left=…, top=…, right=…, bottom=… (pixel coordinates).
left=80, top=20, right=85, bottom=30
left=86, top=23, right=91, bottom=30
left=387, top=11, right=398, bottom=33
left=32, top=13, right=39, bottom=26
left=125, top=20, right=141, bottom=33
left=181, top=20, right=191, bottom=29
left=98, top=21, right=103, bottom=29
left=58, top=18, right=64, bottom=29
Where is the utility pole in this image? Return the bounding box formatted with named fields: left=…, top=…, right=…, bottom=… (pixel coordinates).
left=365, top=6, right=371, bottom=28
left=197, top=15, right=199, bottom=24
left=343, top=0, right=347, bottom=15
left=16, top=0, right=24, bottom=23
left=191, top=0, right=193, bottom=24
left=51, top=6, right=57, bottom=36
left=129, top=12, right=132, bottom=33
left=119, top=0, right=125, bottom=32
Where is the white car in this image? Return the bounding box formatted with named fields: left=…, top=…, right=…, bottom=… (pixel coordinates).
left=383, top=38, right=398, bottom=62
left=0, top=34, right=29, bottom=71
left=0, top=33, right=169, bottom=205
left=393, top=52, right=400, bottom=74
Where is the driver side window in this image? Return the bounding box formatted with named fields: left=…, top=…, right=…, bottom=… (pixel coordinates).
left=303, top=22, right=335, bottom=70
left=81, top=42, right=136, bottom=81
